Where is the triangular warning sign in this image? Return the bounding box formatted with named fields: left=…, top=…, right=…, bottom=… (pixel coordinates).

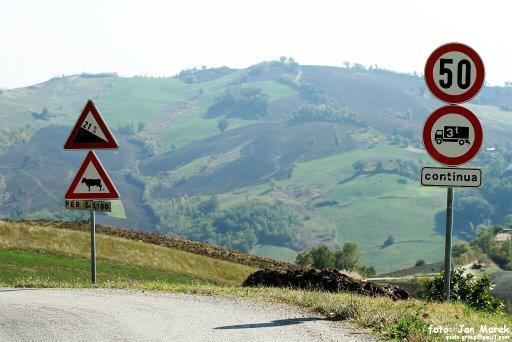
left=64, top=99, right=119, bottom=150
left=65, top=151, right=120, bottom=200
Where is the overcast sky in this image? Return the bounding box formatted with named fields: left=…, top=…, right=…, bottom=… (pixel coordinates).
left=1, top=0, right=511, bottom=89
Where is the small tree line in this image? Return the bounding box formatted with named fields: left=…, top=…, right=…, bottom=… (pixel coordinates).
left=296, top=242, right=376, bottom=277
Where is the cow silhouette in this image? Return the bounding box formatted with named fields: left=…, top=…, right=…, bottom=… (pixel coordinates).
left=81, top=178, right=103, bottom=191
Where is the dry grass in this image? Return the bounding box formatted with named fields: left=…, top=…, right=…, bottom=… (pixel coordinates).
left=0, top=220, right=255, bottom=285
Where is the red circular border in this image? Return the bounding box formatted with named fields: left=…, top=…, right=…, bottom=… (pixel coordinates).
left=424, top=43, right=485, bottom=103
left=422, top=105, right=483, bottom=166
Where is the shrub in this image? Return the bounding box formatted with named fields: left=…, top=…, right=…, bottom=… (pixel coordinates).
left=296, top=243, right=376, bottom=277
left=290, top=100, right=363, bottom=126
left=421, top=269, right=503, bottom=312
left=320, top=300, right=360, bottom=320
left=387, top=313, right=427, bottom=340
left=309, top=245, right=335, bottom=269
left=206, top=87, right=269, bottom=119
left=381, top=235, right=395, bottom=249
left=452, top=242, right=471, bottom=258
left=415, top=259, right=426, bottom=267
left=296, top=251, right=313, bottom=267
left=334, top=242, right=360, bottom=271
left=217, top=119, right=229, bottom=133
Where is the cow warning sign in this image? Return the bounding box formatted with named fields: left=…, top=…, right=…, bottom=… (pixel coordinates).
left=65, top=151, right=120, bottom=200
left=64, top=100, right=119, bottom=150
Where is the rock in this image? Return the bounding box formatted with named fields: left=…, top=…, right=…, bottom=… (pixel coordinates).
left=242, top=268, right=409, bottom=300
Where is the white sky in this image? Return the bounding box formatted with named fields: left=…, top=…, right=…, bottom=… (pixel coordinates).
left=1, top=0, right=511, bottom=89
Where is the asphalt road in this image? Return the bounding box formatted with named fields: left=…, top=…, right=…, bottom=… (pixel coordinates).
left=0, top=288, right=376, bottom=342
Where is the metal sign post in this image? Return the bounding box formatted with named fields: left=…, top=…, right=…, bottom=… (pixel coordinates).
left=423, top=43, right=485, bottom=301
left=64, top=100, right=120, bottom=285
left=90, top=210, right=96, bottom=284
left=443, top=187, right=454, bottom=300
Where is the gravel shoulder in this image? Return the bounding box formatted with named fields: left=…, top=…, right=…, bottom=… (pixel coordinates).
left=0, top=288, right=376, bottom=342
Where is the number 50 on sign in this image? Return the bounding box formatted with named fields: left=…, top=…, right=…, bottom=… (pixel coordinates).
left=424, top=43, right=485, bottom=104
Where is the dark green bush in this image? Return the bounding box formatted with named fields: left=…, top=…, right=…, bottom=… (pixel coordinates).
left=206, top=87, right=269, bottom=119
left=421, top=269, right=503, bottom=313
left=295, top=243, right=376, bottom=277
left=415, top=259, right=426, bottom=267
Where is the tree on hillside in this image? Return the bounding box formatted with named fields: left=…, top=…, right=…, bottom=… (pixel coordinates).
left=296, top=251, right=313, bottom=267
left=309, top=245, right=335, bottom=269
left=343, top=61, right=350, bottom=69
left=333, top=129, right=340, bottom=148
left=375, top=161, right=384, bottom=173
left=0, top=174, right=7, bottom=205
left=415, top=259, right=426, bottom=266
left=206, top=87, right=269, bottom=119
left=295, top=243, right=375, bottom=276
left=381, top=235, right=395, bottom=249
left=352, top=160, right=366, bottom=174
left=217, top=119, right=229, bottom=133
left=334, top=242, right=361, bottom=271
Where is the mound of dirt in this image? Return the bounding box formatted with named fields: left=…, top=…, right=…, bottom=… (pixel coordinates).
left=242, top=268, right=409, bottom=300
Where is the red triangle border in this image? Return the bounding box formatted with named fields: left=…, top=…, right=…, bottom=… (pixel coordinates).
left=64, top=99, right=119, bottom=150
left=65, top=151, right=120, bottom=200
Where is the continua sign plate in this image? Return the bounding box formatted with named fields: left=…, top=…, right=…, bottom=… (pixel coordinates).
left=421, top=166, right=481, bottom=188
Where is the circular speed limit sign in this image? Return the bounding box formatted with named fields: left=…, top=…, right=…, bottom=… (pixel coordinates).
left=425, top=43, right=485, bottom=103
left=422, top=105, right=483, bottom=166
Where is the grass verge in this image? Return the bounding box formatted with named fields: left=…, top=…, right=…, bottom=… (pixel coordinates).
left=1, top=274, right=510, bottom=341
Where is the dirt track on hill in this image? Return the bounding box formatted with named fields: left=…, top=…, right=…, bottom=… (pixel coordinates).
left=6, top=220, right=298, bottom=271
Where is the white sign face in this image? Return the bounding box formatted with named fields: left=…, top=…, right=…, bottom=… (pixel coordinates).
left=424, top=43, right=485, bottom=103
left=430, top=114, right=475, bottom=158
left=64, top=99, right=119, bottom=150
left=65, top=151, right=120, bottom=200
left=432, top=51, right=477, bottom=96
left=74, top=162, right=108, bottom=194
left=81, top=111, right=108, bottom=141
left=422, top=105, right=483, bottom=166
left=421, top=167, right=481, bottom=187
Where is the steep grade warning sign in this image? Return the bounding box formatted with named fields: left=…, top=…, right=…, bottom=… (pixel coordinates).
left=64, top=99, right=119, bottom=150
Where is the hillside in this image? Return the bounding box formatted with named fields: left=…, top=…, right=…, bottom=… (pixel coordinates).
left=1, top=60, right=511, bottom=273
left=0, top=220, right=257, bottom=285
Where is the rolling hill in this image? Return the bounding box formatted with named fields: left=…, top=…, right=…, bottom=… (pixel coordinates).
left=1, top=60, right=511, bottom=273
left=0, top=220, right=257, bottom=286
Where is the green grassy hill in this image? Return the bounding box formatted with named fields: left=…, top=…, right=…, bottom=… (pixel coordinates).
left=1, top=61, right=511, bottom=273
left=0, top=220, right=256, bottom=286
